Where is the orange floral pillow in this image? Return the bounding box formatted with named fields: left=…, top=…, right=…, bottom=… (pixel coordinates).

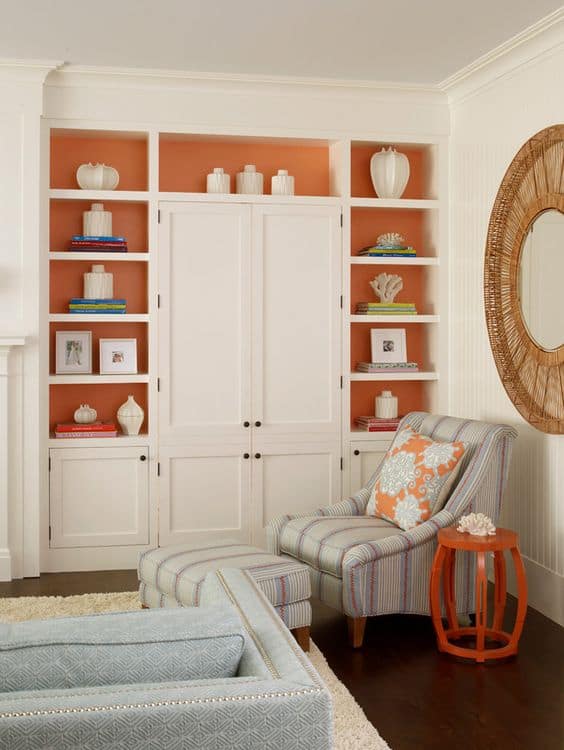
left=366, top=426, right=466, bottom=530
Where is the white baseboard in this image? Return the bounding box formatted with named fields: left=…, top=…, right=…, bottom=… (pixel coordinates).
left=0, top=548, right=12, bottom=581
left=505, top=555, right=563, bottom=627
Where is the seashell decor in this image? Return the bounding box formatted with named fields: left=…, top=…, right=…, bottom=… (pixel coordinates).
left=457, top=513, right=497, bottom=536
left=370, top=272, right=403, bottom=303
left=377, top=232, right=405, bottom=248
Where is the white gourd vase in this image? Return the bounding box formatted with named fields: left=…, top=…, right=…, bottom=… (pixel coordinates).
left=83, top=203, right=112, bottom=237
left=117, top=395, right=144, bottom=436
left=206, top=167, right=230, bottom=193
left=370, top=148, right=410, bottom=199
left=76, top=163, right=119, bottom=190
left=375, top=390, right=398, bottom=419
left=83, top=265, right=113, bottom=299
left=74, top=404, right=97, bottom=424
left=236, top=165, right=263, bottom=194
left=271, top=169, right=294, bottom=195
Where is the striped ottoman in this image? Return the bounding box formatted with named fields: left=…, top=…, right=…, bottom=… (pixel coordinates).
left=138, top=543, right=312, bottom=650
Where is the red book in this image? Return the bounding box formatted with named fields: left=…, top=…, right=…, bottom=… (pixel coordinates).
left=55, top=422, right=116, bottom=433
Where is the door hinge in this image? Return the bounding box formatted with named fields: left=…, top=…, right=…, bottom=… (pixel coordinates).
left=340, top=457, right=344, bottom=471
left=340, top=211, right=343, bottom=227
left=158, top=209, right=161, bottom=224
left=340, top=294, right=343, bottom=309
left=48, top=456, right=51, bottom=471
left=340, top=375, right=343, bottom=389
left=157, top=293, right=161, bottom=308
left=48, top=526, right=52, bottom=541
left=157, top=377, right=161, bottom=392
left=157, top=462, right=161, bottom=477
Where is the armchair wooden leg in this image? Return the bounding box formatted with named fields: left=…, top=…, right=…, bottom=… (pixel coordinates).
left=292, top=626, right=310, bottom=652
left=141, top=604, right=149, bottom=609
left=347, top=616, right=367, bottom=648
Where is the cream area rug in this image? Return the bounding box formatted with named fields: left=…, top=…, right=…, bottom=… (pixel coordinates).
left=0, top=592, right=390, bottom=750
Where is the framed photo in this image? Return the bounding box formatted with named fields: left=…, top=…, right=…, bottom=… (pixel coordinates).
left=56, top=331, right=92, bottom=374
left=371, top=328, right=407, bottom=363
left=99, top=339, right=138, bottom=374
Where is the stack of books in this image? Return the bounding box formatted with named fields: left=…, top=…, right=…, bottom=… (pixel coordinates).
left=355, top=302, right=417, bottom=315
left=69, top=298, right=126, bottom=314
left=68, top=235, right=128, bottom=253
left=54, top=422, right=118, bottom=439
left=358, top=244, right=416, bottom=258
left=355, top=416, right=401, bottom=432
left=356, top=362, right=419, bottom=373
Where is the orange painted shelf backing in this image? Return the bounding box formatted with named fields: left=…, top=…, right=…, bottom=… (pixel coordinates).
left=49, top=322, right=148, bottom=375
left=50, top=135, right=148, bottom=191
left=159, top=138, right=330, bottom=195
left=351, top=265, right=426, bottom=313
left=50, top=383, right=147, bottom=432
left=351, top=145, right=430, bottom=199
left=50, top=201, right=148, bottom=253
left=351, top=208, right=429, bottom=257
left=351, top=381, right=427, bottom=427
left=350, top=322, right=425, bottom=371
left=50, top=261, right=148, bottom=314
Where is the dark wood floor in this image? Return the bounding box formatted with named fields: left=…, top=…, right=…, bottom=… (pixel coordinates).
left=1, top=571, right=562, bottom=750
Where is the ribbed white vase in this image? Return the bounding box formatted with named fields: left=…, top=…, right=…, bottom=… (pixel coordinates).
left=83, top=203, right=112, bottom=236
left=370, top=148, right=410, bottom=199
left=117, top=395, right=144, bottom=436
left=83, top=265, right=113, bottom=299
left=375, top=390, right=398, bottom=419
left=236, top=165, right=263, bottom=194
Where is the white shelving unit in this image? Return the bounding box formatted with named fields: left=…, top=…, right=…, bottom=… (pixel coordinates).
left=349, top=256, right=439, bottom=266
left=349, top=372, right=438, bottom=381
left=348, top=314, right=440, bottom=323
left=49, top=189, right=149, bottom=202
left=49, top=252, right=149, bottom=262
left=49, top=314, right=149, bottom=322
left=48, top=374, right=150, bottom=384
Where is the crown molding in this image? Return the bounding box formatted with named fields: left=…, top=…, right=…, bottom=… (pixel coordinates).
left=439, top=8, right=564, bottom=105
left=0, top=58, right=63, bottom=84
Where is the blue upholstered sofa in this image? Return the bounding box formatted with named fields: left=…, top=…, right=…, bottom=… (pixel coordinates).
left=0, top=569, right=332, bottom=750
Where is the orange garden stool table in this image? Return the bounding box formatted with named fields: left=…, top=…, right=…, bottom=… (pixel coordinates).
left=430, top=527, right=527, bottom=663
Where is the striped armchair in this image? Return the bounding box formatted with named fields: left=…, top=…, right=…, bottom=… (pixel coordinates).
left=267, top=413, right=517, bottom=647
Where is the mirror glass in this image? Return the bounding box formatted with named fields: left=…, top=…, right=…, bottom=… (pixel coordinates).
left=519, top=209, right=564, bottom=351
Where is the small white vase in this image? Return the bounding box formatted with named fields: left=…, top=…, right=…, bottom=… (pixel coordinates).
left=76, top=163, right=119, bottom=190
left=236, top=165, right=263, bottom=195
left=375, top=390, right=398, bottom=419
left=83, top=203, right=112, bottom=237
left=271, top=169, right=294, bottom=196
left=206, top=167, right=230, bottom=193
left=83, top=265, right=113, bottom=299
left=117, top=395, right=144, bottom=436
left=74, top=404, right=97, bottom=424
left=370, top=148, right=410, bottom=199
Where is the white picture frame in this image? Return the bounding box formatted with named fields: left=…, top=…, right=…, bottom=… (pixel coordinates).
left=55, top=331, right=92, bottom=374
left=370, top=328, right=407, bottom=363
left=99, top=338, right=138, bottom=374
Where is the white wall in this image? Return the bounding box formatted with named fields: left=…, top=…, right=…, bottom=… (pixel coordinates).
left=449, top=41, right=564, bottom=625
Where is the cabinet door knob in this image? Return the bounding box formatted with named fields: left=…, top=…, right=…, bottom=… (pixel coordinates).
left=254, top=453, right=261, bottom=459
left=243, top=421, right=250, bottom=427
left=354, top=450, right=360, bottom=456
left=140, top=455, right=147, bottom=461
left=254, top=421, right=262, bottom=427
left=243, top=453, right=250, bottom=459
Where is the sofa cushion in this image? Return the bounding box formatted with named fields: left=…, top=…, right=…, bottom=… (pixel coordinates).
left=138, top=542, right=310, bottom=607
left=279, top=515, right=402, bottom=577
left=366, top=426, right=465, bottom=530
left=0, top=605, right=245, bottom=692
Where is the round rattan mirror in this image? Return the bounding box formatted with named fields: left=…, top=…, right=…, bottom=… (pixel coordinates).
left=484, top=124, right=564, bottom=434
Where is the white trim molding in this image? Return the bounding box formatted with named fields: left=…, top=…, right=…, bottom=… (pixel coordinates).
left=0, top=337, right=25, bottom=581
left=440, top=8, right=564, bottom=104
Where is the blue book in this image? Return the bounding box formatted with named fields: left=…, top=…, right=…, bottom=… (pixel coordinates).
left=72, top=235, right=127, bottom=242
left=70, top=310, right=126, bottom=314
left=70, top=298, right=126, bottom=304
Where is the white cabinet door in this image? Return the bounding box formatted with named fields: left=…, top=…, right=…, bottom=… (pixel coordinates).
left=251, top=442, right=341, bottom=547
left=159, top=446, right=251, bottom=546
left=158, top=202, right=252, bottom=444
left=49, top=447, right=149, bottom=548
left=251, top=204, right=341, bottom=440
left=348, top=439, right=391, bottom=494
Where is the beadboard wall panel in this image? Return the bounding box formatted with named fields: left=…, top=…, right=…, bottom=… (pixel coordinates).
left=449, top=42, right=564, bottom=624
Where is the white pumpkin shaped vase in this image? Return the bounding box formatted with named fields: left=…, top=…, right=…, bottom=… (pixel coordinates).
left=117, top=395, right=144, bottom=436
left=370, top=147, right=410, bottom=199
left=74, top=403, right=97, bottom=424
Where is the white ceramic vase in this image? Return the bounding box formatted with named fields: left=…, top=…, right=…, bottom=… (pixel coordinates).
left=206, top=167, right=230, bottom=193
left=76, top=163, right=119, bottom=190
left=117, top=395, right=144, bottom=436
left=236, top=164, right=263, bottom=195
left=83, top=265, right=113, bottom=299
left=74, top=404, right=97, bottom=424
left=370, top=148, right=410, bottom=199
left=375, top=390, right=398, bottom=419
left=83, top=203, right=112, bottom=237
left=271, top=169, right=294, bottom=196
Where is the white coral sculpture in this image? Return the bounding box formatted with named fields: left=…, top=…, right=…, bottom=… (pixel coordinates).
left=370, top=273, right=403, bottom=303
left=457, top=513, right=496, bottom=536
left=376, top=232, right=405, bottom=248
